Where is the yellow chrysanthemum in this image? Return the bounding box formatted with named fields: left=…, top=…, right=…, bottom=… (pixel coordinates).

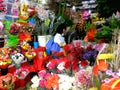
left=97, top=53, right=115, bottom=60
left=88, top=87, right=98, bottom=90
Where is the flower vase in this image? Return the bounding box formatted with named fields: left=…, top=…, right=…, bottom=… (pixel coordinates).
left=15, top=63, right=21, bottom=69
left=1, top=68, right=8, bottom=75
left=38, top=35, right=51, bottom=47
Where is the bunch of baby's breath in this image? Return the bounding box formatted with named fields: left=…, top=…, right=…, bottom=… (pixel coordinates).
left=111, top=29, right=120, bottom=71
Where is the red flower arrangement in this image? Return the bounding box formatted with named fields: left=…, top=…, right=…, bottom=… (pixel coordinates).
left=9, top=23, right=20, bottom=35
left=0, top=48, right=12, bottom=69
left=0, top=73, right=16, bottom=90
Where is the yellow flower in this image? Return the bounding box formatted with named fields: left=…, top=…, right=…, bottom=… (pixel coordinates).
left=97, top=53, right=115, bottom=60
left=7, top=60, right=12, bottom=64
left=2, top=62, right=7, bottom=65
left=88, top=87, right=98, bottom=90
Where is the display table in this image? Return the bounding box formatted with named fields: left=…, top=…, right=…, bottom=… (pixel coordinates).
left=0, top=47, right=49, bottom=89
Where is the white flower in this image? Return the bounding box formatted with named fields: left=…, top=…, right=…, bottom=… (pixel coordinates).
left=117, top=69, right=120, bottom=76
left=31, top=75, right=40, bottom=87
left=57, top=62, right=65, bottom=71
left=11, top=53, right=24, bottom=64
left=58, top=74, right=75, bottom=90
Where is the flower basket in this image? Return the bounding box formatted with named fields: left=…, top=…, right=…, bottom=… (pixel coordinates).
left=101, top=78, right=120, bottom=90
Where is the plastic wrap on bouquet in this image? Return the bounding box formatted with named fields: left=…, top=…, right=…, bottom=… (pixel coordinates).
left=14, top=63, right=21, bottom=69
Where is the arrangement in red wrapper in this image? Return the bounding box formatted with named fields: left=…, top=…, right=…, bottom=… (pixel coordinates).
left=0, top=73, right=16, bottom=90
left=0, top=48, right=12, bottom=69
left=14, top=68, right=30, bottom=79
left=25, top=47, right=36, bottom=65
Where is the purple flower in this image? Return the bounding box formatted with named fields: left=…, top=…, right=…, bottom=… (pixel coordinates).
left=102, top=78, right=110, bottom=83
left=112, top=72, right=119, bottom=78
left=106, top=70, right=113, bottom=76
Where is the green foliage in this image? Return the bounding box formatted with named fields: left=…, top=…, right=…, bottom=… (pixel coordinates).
left=85, top=21, right=94, bottom=32
left=109, top=14, right=120, bottom=29
left=95, top=25, right=113, bottom=41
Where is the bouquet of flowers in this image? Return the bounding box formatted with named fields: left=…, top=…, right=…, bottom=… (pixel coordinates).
left=20, top=41, right=30, bottom=51
left=9, top=46, right=21, bottom=55
left=30, top=75, right=40, bottom=90
left=25, top=51, right=36, bottom=60
left=20, top=23, right=34, bottom=34
left=10, top=52, right=24, bottom=69
left=30, top=71, right=59, bottom=90
left=0, top=73, right=16, bottom=90
left=0, top=48, right=12, bottom=69
left=25, top=47, right=36, bottom=65
left=9, top=23, right=20, bottom=35
left=58, top=74, right=76, bottom=90
left=83, top=45, right=99, bottom=66
left=14, top=68, right=30, bottom=79
left=75, top=66, right=93, bottom=90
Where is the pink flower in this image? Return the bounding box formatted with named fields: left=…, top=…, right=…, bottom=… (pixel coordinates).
left=39, top=79, right=46, bottom=87
left=20, top=73, right=24, bottom=77
left=44, top=73, right=51, bottom=79
left=38, top=70, right=46, bottom=78
left=75, top=70, right=91, bottom=86
left=46, top=60, right=57, bottom=69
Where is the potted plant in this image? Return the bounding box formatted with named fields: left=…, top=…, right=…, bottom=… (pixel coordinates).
left=33, top=4, right=53, bottom=47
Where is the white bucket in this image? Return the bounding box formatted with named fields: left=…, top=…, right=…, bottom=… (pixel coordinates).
left=38, top=35, right=51, bottom=47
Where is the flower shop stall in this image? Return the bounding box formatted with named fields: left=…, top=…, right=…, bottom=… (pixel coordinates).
left=0, top=0, right=120, bottom=90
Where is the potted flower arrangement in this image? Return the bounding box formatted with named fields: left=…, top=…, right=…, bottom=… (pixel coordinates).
left=14, top=68, right=30, bottom=80
left=0, top=73, right=16, bottom=90
left=25, top=47, right=36, bottom=65
left=0, top=48, right=12, bottom=75
left=32, top=4, right=56, bottom=47
left=10, top=53, right=24, bottom=69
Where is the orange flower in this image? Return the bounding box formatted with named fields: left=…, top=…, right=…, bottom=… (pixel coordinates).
left=93, top=65, right=98, bottom=75
left=97, top=60, right=108, bottom=71
left=86, top=27, right=96, bottom=41
left=101, top=78, right=120, bottom=90
left=46, top=74, right=59, bottom=90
